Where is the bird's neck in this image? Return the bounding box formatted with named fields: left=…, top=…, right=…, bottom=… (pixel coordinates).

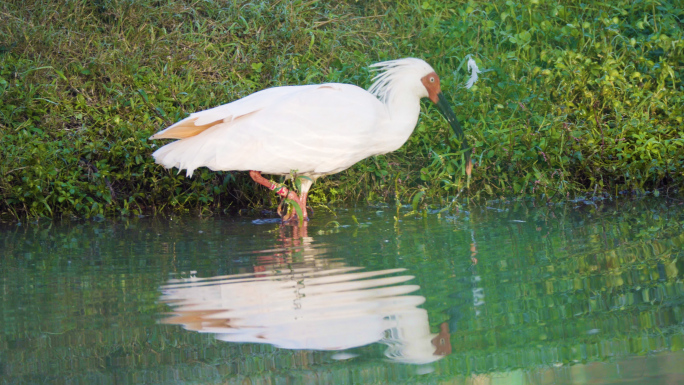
left=379, top=92, right=422, bottom=152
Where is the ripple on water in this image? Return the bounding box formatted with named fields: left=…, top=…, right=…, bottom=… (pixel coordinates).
left=1, top=199, right=683, bottom=383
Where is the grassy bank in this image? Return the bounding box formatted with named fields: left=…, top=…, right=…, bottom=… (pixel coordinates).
left=1, top=0, right=683, bottom=219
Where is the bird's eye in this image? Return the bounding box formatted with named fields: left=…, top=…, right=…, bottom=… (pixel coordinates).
left=430, top=77, right=435, bottom=83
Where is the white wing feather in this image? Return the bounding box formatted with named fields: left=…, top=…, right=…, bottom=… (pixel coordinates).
left=150, top=85, right=313, bottom=139
left=152, top=84, right=387, bottom=177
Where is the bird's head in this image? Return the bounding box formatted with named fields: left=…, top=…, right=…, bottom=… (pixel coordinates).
left=370, top=58, right=472, bottom=176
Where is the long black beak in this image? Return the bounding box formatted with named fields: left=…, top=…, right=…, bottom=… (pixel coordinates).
left=436, top=93, right=472, bottom=176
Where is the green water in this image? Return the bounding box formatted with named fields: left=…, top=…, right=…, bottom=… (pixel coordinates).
left=2, top=198, right=684, bottom=384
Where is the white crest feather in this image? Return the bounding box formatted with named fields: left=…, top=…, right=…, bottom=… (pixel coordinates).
left=368, top=58, right=435, bottom=105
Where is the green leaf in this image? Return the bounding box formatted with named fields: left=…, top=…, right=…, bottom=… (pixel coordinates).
left=138, top=89, right=149, bottom=103
left=285, top=198, right=304, bottom=225
left=251, top=62, right=263, bottom=73
left=412, top=191, right=425, bottom=211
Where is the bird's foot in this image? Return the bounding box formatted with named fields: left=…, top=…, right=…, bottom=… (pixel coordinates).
left=281, top=212, right=309, bottom=225
left=249, top=171, right=310, bottom=224
left=278, top=199, right=309, bottom=224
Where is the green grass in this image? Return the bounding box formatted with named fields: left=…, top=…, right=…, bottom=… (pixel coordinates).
left=1, top=0, right=683, bottom=219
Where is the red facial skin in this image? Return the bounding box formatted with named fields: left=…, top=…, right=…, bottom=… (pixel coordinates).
left=421, top=72, right=441, bottom=103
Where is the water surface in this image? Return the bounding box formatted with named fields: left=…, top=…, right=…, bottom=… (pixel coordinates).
left=2, top=198, right=684, bottom=384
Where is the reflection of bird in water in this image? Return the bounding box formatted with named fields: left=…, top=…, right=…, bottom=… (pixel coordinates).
left=253, top=224, right=315, bottom=272
left=160, top=225, right=451, bottom=364
left=384, top=310, right=452, bottom=364
left=160, top=268, right=449, bottom=364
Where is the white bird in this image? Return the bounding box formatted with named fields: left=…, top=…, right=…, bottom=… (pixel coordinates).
left=150, top=58, right=471, bottom=222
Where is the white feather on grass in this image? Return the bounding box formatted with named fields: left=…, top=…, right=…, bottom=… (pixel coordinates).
left=465, top=57, right=482, bottom=89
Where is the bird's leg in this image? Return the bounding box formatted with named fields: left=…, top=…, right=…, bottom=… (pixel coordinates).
left=296, top=177, right=314, bottom=221
left=249, top=171, right=307, bottom=223
left=300, top=191, right=310, bottom=218
left=249, top=170, right=299, bottom=201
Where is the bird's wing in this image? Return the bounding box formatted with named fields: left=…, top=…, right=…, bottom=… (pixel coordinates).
left=152, top=84, right=388, bottom=177
left=149, top=85, right=316, bottom=139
